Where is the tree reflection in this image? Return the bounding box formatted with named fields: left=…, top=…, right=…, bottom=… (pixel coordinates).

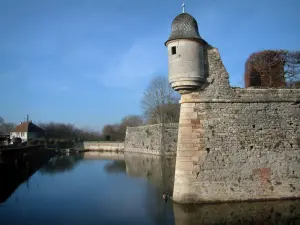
left=0, top=150, right=52, bottom=204
left=104, top=160, right=126, bottom=174
left=40, top=154, right=84, bottom=174
left=0, top=164, right=23, bottom=204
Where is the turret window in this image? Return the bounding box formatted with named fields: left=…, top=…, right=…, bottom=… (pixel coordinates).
left=171, top=46, right=176, bottom=55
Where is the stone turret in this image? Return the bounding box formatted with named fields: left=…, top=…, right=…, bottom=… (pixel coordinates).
left=165, top=12, right=206, bottom=94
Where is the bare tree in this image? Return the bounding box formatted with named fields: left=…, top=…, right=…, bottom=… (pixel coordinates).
left=101, top=115, right=143, bottom=141
left=141, top=75, right=180, bottom=124
left=0, top=117, right=4, bottom=124
left=121, top=115, right=144, bottom=126
left=101, top=124, right=119, bottom=141
left=285, top=51, right=300, bottom=87
left=0, top=116, right=15, bottom=134
left=39, top=122, right=102, bottom=141
left=117, top=115, right=143, bottom=140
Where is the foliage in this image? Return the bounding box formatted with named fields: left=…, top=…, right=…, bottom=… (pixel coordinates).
left=101, top=115, right=143, bottom=141
left=245, top=50, right=286, bottom=87
left=244, top=50, right=300, bottom=88
left=0, top=115, right=143, bottom=142
left=38, top=122, right=103, bottom=141
left=101, top=124, right=120, bottom=141
left=141, top=75, right=180, bottom=124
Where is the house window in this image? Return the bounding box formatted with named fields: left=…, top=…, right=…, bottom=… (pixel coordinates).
left=171, top=46, right=176, bottom=55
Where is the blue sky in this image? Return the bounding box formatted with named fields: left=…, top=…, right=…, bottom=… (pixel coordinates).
left=0, top=0, right=299, bottom=131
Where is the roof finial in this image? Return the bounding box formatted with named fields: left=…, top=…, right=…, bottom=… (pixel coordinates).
left=182, top=2, right=185, bottom=13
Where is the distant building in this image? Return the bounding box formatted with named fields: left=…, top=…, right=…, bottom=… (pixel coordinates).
left=10, top=121, right=45, bottom=143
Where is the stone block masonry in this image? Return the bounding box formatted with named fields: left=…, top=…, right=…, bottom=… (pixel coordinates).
left=80, top=123, right=178, bottom=155
left=125, top=123, right=178, bottom=156
left=172, top=46, right=300, bottom=204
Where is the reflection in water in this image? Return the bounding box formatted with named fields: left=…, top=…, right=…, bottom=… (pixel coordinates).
left=104, top=160, right=127, bottom=174
left=122, top=153, right=300, bottom=225
left=83, top=151, right=124, bottom=161
left=85, top=151, right=176, bottom=225
left=174, top=200, right=300, bottom=225
left=0, top=163, right=31, bottom=204
left=1, top=151, right=300, bottom=225
left=124, top=153, right=176, bottom=195
left=40, top=154, right=84, bottom=174
left=0, top=150, right=52, bottom=204
left=124, top=153, right=176, bottom=225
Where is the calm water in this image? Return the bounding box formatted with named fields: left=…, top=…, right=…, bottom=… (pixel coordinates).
left=0, top=152, right=300, bottom=225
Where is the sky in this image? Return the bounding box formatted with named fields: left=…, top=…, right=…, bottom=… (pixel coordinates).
left=0, top=0, right=299, bottom=131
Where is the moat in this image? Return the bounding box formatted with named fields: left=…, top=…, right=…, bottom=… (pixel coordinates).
left=0, top=152, right=300, bottom=225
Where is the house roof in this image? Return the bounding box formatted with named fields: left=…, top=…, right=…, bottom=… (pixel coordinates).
left=12, top=121, right=44, bottom=133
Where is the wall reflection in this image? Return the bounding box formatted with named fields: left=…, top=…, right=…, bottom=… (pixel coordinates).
left=83, top=151, right=124, bottom=161
left=121, top=153, right=300, bottom=225
left=83, top=151, right=177, bottom=224
left=124, top=152, right=176, bottom=225
left=82, top=151, right=176, bottom=193
left=104, top=160, right=127, bottom=174
left=124, top=152, right=176, bottom=195
left=173, top=200, right=300, bottom=225
left=2, top=150, right=300, bottom=225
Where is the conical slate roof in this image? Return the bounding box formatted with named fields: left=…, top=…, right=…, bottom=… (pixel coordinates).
left=165, top=13, right=204, bottom=45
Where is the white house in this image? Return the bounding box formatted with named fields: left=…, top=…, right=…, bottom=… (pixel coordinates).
left=10, top=121, right=45, bottom=143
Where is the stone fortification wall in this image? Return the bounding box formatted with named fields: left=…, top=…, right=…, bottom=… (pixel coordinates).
left=162, top=123, right=178, bottom=155
left=125, top=123, right=178, bottom=155
left=125, top=124, right=162, bottom=155
left=82, top=142, right=124, bottom=151
left=173, top=46, right=300, bottom=203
